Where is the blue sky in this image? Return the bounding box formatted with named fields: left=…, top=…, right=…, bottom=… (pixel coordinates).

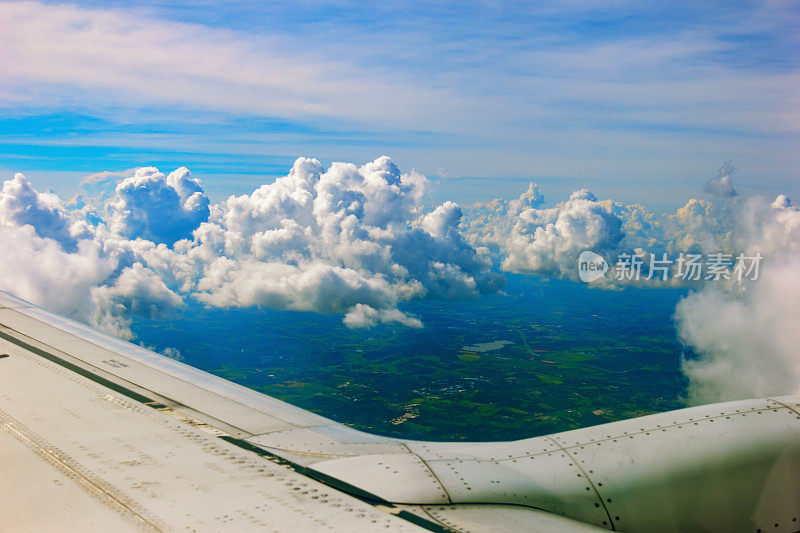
left=1, top=0, right=798, bottom=210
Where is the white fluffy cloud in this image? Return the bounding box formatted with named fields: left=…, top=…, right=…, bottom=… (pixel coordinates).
left=460, top=182, right=545, bottom=253
left=460, top=170, right=761, bottom=283
left=3, top=160, right=798, bottom=405
left=0, top=175, right=185, bottom=339
left=91, top=262, right=184, bottom=340
left=343, top=304, right=423, bottom=329
left=0, top=224, right=116, bottom=322
left=501, top=189, right=623, bottom=277
left=0, top=157, right=501, bottom=335
left=188, top=156, right=501, bottom=325
left=109, top=167, right=210, bottom=245
left=675, top=196, right=800, bottom=403
left=462, top=186, right=624, bottom=280
left=0, top=173, right=82, bottom=250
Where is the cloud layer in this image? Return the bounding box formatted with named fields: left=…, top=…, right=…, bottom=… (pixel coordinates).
left=0, top=157, right=500, bottom=337
left=1, top=159, right=797, bottom=405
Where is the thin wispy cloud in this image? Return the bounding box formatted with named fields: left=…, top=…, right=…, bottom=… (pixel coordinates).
left=0, top=1, right=798, bottom=203
left=0, top=1, right=448, bottom=125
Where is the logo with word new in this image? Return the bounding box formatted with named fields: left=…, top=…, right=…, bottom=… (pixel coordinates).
left=578, top=251, right=609, bottom=283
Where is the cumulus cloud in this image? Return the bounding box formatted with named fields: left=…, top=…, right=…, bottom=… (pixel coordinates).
left=0, top=182, right=188, bottom=338
left=343, top=304, right=423, bottom=329
left=0, top=224, right=116, bottom=321
left=501, top=189, right=624, bottom=277
left=0, top=173, right=82, bottom=250
left=675, top=196, right=800, bottom=403
left=771, top=195, right=791, bottom=209
left=0, top=157, right=501, bottom=334
left=195, top=260, right=401, bottom=315
left=461, top=182, right=545, bottom=247
left=3, top=159, right=798, bottom=404
left=462, top=186, right=624, bottom=280
left=187, top=156, right=500, bottom=326
left=110, top=167, right=210, bottom=245
left=91, top=262, right=184, bottom=340
left=460, top=164, right=751, bottom=283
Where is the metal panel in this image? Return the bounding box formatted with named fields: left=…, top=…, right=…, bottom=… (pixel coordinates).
left=309, top=453, right=451, bottom=504
left=546, top=397, right=782, bottom=448
left=415, top=505, right=609, bottom=533
left=423, top=450, right=611, bottom=528
left=0, top=305, right=335, bottom=428
left=0, top=338, right=423, bottom=532
left=550, top=401, right=800, bottom=533
left=0, top=422, right=151, bottom=532
left=0, top=308, right=313, bottom=435
left=773, top=394, right=800, bottom=416
left=404, top=437, right=558, bottom=461
left=247, top=426, right=407, bottom=464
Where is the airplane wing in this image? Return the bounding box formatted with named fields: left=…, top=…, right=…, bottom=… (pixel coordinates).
left=1, top=289, right=798, bottom=532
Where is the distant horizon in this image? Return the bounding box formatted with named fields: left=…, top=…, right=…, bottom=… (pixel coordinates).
left=4, top=157, right=792, bottom=216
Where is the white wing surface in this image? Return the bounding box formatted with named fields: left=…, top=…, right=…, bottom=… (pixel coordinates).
left=1, top=290, right=798, bottom=532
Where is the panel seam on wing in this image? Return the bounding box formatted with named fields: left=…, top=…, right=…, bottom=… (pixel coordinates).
left=544, top=435, right=614, bottom=531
